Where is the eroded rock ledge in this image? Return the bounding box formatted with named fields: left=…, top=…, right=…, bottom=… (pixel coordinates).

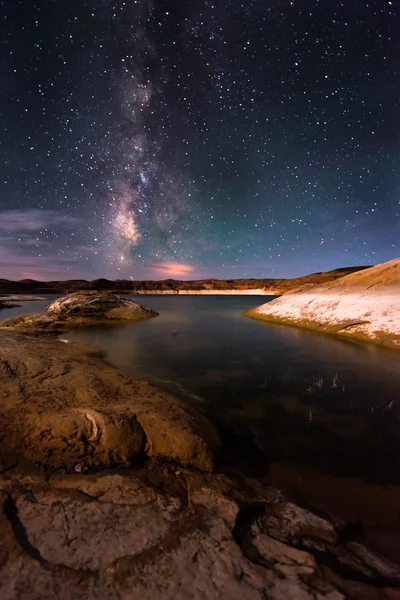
left=0, top=291, right=158, bottom=331
left=1, top=307, right=400, bottom=598
left=0, top=330, right=219, bottom=472
left=1, top=462, right=400, bottom=600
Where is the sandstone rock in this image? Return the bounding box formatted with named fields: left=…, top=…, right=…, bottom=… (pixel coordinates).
left=0, top=300, right=19, bottom=310
left=0, top=291, right=158, bottom=330
left=249, top=530, right=317, bottom=569
left=45, top=291, right=154, bottom=318
left=331, top=542, right=400, bottom=583
left=21, top=408, right=147, bottom=469
left=0, top=330, right=219, bottom=471
left=1, top=463, right=399, bottom=599
left=248, top=258, right=400, bottom=350
left=257, top=500, right=337, bottom=550
left=0, top=468, right=343, bottom=600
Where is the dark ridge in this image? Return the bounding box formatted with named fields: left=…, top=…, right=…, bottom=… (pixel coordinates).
left=0, top=266, right=370, bottom=295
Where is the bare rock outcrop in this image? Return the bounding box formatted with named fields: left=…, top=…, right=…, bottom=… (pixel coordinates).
left=0, top=291, right=158, bottom=331
left=1, top=327, right=399, bottom=597
left=1, top=465, right=399, bottom=599
left=247, top=258, right=400, bottom=350
left=0, top=330, right=219, bottom=472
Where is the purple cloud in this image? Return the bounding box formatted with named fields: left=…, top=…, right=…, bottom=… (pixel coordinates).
left=0, top=209, right=79, bottom=233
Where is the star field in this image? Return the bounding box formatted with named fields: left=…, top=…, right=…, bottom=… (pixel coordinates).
left=0, top=0, right=399, bottom=280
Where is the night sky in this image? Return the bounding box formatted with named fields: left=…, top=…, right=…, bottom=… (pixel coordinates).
left=0, top=0, right=398, bottom=281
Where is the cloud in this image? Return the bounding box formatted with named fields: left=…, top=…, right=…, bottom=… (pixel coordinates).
left=0, top=209, right=79, bottom=233
left=0, top=209, right=93, bottom=280
left=149, top=262, right=195, bottom=278
left=0, top=245, right=92, bottom=281
left=0, top=209, right=196, bottom=281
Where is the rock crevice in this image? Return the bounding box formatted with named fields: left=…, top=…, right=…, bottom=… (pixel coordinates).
left=1, top=468, right=400, bottom=599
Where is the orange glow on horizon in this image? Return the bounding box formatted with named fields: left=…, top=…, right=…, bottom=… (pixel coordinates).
left=150, top=262, right=195, bottom=278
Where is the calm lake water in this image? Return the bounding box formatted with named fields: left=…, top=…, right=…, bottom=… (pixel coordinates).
left=3, top=295, right=400, bottom=486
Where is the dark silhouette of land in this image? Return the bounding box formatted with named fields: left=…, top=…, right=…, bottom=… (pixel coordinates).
left=0, top=265, right=369, bottom=296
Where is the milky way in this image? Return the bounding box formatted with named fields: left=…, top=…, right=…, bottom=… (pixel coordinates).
left=0, top=0, right=398, bottom=280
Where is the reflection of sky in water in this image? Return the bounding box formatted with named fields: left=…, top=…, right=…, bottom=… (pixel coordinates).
left=53, top=295, right=400, bottom=405
left=3, top=296, right=399, bottom=402
left=0, top=297, right=58, bottom=319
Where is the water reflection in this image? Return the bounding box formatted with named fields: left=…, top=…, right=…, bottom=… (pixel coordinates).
left=60, top=296, right=400, bottom=400
left=2, top=295, right=400, bottom=484
left=0, top=297, right=57, bottom=319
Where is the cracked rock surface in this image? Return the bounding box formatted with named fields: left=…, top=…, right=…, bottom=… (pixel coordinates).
left=0, top=330, right=220, bottom=472
left=1, top=464, right=400, bottom=600
left=1, top=317, right=400, bottom=598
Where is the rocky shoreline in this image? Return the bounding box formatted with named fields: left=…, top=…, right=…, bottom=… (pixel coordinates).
left=2, top=336, right=400, bottom=600
left=3, top=456, right=400, bottom=600
left=0, top=291, right=158, bottom=331
left=247, top=258, right=400, bottom=351
left=1, top=292, right=400, bottom=598
left=0, top=329, right=218, bottom=472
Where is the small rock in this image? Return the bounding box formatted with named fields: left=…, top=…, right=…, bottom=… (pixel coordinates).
left=257, top=500, right=337, bottom=549
left=331, top=542, right=400, bottom=583
left=252, top=531, right=317, bottom=568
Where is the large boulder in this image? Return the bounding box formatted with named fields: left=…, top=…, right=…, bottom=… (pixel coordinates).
left=0, top=291, right=157, bottom=330
left=0, top=330, right=219, bottom=472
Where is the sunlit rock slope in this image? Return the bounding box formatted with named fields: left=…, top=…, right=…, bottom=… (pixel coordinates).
left=247, top=258, right=400, bottom=350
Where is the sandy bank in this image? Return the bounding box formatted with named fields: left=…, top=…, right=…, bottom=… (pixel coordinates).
left=247, top=258, right=400, bottom=350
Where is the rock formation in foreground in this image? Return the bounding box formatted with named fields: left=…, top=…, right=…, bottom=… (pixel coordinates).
left=247, top=258, right=400, bottom=350
left=1, top=329, right=400, bottom=597
left=0, top=291, right=158, bottom=330
left=0, top=330, right=219, bottom=472
left=1, top=462, right=400, bottom=599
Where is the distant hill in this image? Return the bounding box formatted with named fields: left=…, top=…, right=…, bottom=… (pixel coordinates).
left=0, top=265, right=369, bottom=296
